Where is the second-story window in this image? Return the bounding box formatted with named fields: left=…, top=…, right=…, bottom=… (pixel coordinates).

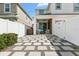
left=55, top=3, right=62, bottom=10
left=39, top=10, right=44, bottom=15
left=74, top=3, right=79, bottom=11
left=4, top=3, right=11, bottom=13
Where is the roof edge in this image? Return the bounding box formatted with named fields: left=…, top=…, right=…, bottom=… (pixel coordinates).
left=17, top=3, right=32, bottom=20
left=35, top=8, right=47, bottom=10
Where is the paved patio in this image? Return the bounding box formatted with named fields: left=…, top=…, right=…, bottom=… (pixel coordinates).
left=0, top=35, right=79, bottom=56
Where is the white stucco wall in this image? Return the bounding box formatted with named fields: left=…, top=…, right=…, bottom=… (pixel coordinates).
left=65, top=15, right=79, bottom=46
left=53, top=15, right=79, bottom=46
left=16, top=5, right=32, bottom=27
left=53, top=16, right=66, bottom=39
left=49, top=3, right=79, bottom=14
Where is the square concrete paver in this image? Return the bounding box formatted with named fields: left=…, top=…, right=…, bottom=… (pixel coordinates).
left=46, top=40, right=50, bottom=43
left=31, top=40, right=37, bottom=42
left=53, top=43, right=61, bottom=45
left=24, top=46, right=35, bottom=50
left=37, top=46, right=47, bottom=50
left=0, top=52, right=12, bottom=56
left=60, top=52, right=75, bottom=56
left=17, top=39, right=22, bottom=42
left=38, top=40, right=45, bottom=42
left=23, top=43, right=32, bottom=45
left=62, top=43, right=72, bottom=45
left=54, top=46, right=61, bottom=50
left=14, top=43, right=23, bottom=45
left=12, top=52, right=26, bottom=56
left=74, top=52, right=79, bottom=56
left=23, top=40, right=30, bottom=42
left=43, top=43, right=51, bottom=45
left=33, top=43, right=41, bottom=45
left=45, top=51, right=58, bottom=56
left=61, top=46, right=74, bottom=51
left=28, top=52, right=41, bottom=56
left=49, top=46, right=56, bottom=50
left=12, top=46, right=24, bottom=50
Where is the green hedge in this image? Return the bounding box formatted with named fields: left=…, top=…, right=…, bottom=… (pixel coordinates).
left=0, top=33, right=18, bottom=50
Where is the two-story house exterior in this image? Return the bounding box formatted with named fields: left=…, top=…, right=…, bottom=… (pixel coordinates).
left=0, top=3, right=33, bottom=35
left=33, top=3, right=79, bottom=46
left=33, top=3, right=79, bottom=34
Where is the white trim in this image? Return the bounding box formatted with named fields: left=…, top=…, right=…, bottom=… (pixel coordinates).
left=39, top=21, right=48, bottom=23
left=4, top=3, right=11, bottom=13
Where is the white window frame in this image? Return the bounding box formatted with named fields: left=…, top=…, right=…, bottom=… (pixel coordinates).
left=74, top=3, right=79, bottom=11
left=55, top=3, right=62, bottom=10
left=39, top=10, right=44, bottom=15
left=4, top=3, right=11, bottom=13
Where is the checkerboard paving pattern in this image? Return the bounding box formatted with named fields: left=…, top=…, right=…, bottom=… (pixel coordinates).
left=37, top=46, right=48, bottom=50
left=28, top=52, right=41, bottom=56
left=12, top=46, right=24, bottom=50
left=49, top=35, right=79, bottom=56
left=24, top=46, right=35, bottom=50
left=59, top=51, right=75, bottom=56
left=0, top=34, right=79, bottom=56
left=33, top=43, right=41, bottom=45
left=14, top=43, right=23, bottom=45
left=45, top=51, right=58, bottom=56
left=23, top=43, right=32, bottom=45
left=43, top=43, right=52, bottom=45
left=11, top=52, right=26, bottom=56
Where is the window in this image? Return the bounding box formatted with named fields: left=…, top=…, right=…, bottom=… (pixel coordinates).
left=39, top=10, right=44, bottom=15
left=74, top=3, right=79, bottom=11
left=55, top=3, right=62, bottom=10
left=4, top=3, right=11, bottom=13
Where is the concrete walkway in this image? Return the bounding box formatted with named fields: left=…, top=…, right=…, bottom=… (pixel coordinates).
left=0, top=35, right=79, bottom=56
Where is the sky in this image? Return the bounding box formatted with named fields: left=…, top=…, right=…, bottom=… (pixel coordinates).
left=20, top=3, right=48, bottom=17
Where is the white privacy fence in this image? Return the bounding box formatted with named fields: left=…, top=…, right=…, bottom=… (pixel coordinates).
left=0, top=18, right=26, bottom=37
left=53, top=15, right=79, bottom=46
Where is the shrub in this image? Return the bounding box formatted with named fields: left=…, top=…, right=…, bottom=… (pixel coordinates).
left=0, top=33, right=18, bottom=50
left=0, top=35, right=7, bottom=50
left=4, top=33, right=17, bottom=46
